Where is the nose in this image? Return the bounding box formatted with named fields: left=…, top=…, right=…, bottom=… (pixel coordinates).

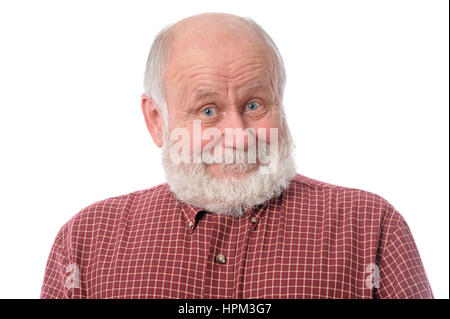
left=219, top=110, right=253, bottom=150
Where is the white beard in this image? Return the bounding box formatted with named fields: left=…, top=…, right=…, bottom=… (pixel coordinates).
left=161, top=118, right=296, bottom=218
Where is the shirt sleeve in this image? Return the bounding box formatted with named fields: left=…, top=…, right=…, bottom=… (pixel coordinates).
left=374, top=209, right=433, bottom=299
left=40, top=226, right=71, bottom=299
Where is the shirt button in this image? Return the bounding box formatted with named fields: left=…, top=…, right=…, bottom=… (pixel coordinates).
left=188, top=221, right=194, bottom=228
left=215, top=254, right=226, bottom=264
left=250, top=217, right=258, bottom=224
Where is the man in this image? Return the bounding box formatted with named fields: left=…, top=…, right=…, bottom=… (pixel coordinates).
left=41, top=12, right=433, bottom=298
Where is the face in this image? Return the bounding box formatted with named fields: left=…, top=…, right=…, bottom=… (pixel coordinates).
left=142, top=22, right=296, bottom=215
left=163, top=34, right=282, bottom=178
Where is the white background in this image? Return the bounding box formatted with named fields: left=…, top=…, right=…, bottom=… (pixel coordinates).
left=0, top=0, right=448, bottom=298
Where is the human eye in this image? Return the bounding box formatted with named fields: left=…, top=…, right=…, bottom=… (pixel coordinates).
left=243, top=99, right=268, bottom=119
left=246, top=101, right=261, bottom=112
left=200, top=106, right=217, bottom=117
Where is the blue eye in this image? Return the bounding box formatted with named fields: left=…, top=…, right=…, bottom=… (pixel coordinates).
left=246, top=101, right=260, bottom=111
left=201, top=107, right=216, bottom=117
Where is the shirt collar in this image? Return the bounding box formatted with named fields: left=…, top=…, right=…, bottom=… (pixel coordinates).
left=179, top=196, right=275, bottom=232
left=164, top=185, right=202, bottom=226
left=179, top=199, right=205, bottom=230
left=168, top=184, right=285, bottom=231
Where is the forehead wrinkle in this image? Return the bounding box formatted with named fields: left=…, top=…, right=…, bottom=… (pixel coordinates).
left=193, top=87, right=221, bottom=99
left=191, top=79, right=271, bottom=102
left=189, top=64, right=272, bottom=90
left=224, top=60, right=274, bottom=85
left=168, top=59, right=276, bottom=106
left=175, top=65, right=268, bottom=95
left=169, top=65, right=228, bottom=89
left=224, top=51, right=273, bottom=69
left=184, top=73, right=274, bottom=105
left=229, top=70, right=274, bottom=94
left=168, top=44, right=273, bottom=83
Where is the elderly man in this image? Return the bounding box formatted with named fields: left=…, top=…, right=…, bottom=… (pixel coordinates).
left=41, top=12, right=433, bottom=299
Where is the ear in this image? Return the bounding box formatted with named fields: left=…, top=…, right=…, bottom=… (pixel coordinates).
left=141, top=93, right=164, bottom=148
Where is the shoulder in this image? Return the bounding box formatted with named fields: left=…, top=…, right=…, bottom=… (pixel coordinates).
left=286, top=173, right=403, bottom=223
left=55, top=183, right=172, bottom=242
left=288, top=172, right=392, bottom=204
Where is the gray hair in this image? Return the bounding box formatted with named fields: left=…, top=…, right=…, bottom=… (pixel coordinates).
left=143, top=16, right=287, bottom=125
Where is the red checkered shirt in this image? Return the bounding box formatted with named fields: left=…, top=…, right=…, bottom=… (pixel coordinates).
left=40, top=173, right=433, bottom=299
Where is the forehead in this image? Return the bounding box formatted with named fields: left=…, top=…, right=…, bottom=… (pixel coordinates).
left=164, top=32, right=276, bottom=88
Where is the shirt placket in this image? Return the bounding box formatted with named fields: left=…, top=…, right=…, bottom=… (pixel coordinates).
left=202, top=206, right=268, bottom=298
left=201, top=214, right=238, bottom=298
left=235, top=205, right=268, bottom=298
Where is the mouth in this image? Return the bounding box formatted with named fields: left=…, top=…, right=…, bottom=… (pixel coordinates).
left=202, top=160, right=259, bottom=180
left=221, top=162, right=258, bottom=173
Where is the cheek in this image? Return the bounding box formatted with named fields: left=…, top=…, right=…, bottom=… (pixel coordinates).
left=254, top=116, right=280, bottom=145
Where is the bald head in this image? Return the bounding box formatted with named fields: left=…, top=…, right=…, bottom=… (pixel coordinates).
left=170, top=13, right=269, bottom=49
left=143, top=12, right=286, bottom=123
left=167, top=13, right=275, bottom=75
